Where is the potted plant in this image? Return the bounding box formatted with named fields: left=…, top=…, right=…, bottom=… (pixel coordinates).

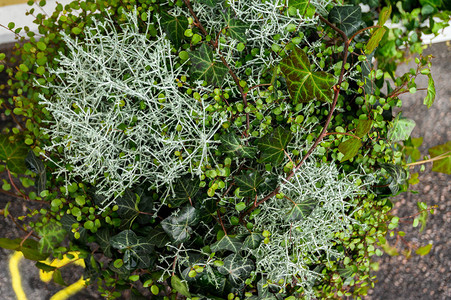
left=0, top=0, right=449, bottom=299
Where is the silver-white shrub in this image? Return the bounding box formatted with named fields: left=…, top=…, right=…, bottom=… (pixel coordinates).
left=39, top=12, right=226, bottom=207
left=247, top=158, right=370, bottom=297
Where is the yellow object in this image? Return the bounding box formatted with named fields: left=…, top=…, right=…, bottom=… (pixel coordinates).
left=9, top=251, right=28, bottom=300
left=50, top=277, right=86, bottom=300
left=39, top=251, right=86, bottom=283
left=0, top=1, right=29, bottom=7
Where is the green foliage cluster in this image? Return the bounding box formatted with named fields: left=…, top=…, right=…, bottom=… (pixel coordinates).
left=0, top=0, right=449, bottom=299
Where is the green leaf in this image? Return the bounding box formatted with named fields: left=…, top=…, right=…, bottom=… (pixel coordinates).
left=280, top=48, right=336, bottom=103
left=0, top=135, right=28, bottom=173
left=388, top=114, right=416, bottom=142
left=217, top=254, right=254, bottom=287
left=161, top=205, right=200, bottom=243
left=95, top=229, right=113, bottom=257
left=234, top=170, right=264, bottom=198
left=0, top=238, right=21, bottom=250
left=221, top=9, right=249, bottom=43
left=286, top=198, right=317, bottom=221
left=243, top=233, right=264, bottom=250
left=378, top=5, right=392, bottom=26
left=171, top=275, right=191, bottom=297
left=25, top=151, right=46, bottom=194
left=328, top=6, right=364, bottom=37
left=36, top=222, right=66, bottom=254
left=415, top=243, right=432, bottom=256
left=380, top=163, right=408, bottom=194
left=116, top=189, right=140, bottom=228
left=169, top=176, right=200, bottom=207
left=423, top=74, right=435, bottom=108
left=35, top=262, right=57, bottom=272
left=365, top=27, right=387, bottom=54
left=219, top=133, right=257, bottom=158
left=145, top=227, right=171, bottom=248
left=190, top=43, right=228, bottom=86
left=257, top=127, right=293, bottom=165
left=110, top=230, right=154, bottom=270
left=160, top=11, right=188, bottom=49
left=288, top=0, right=316, bottom=17
left=355, top=119, right=372, bottom=138
left=338, top=138, right=362, bottom=162
left=428, top=141, right=451, bottom=174
left=211, top=235, right=243, bottom=253
left=52, top=269, right=67, bottom=286
left=197, top=0, right=217, bottom=7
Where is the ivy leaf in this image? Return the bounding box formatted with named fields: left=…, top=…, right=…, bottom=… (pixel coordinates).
left=415, top=243, right=432, bottom=256
left=110, top=230, right=154, bottom=270
left=145, top=227, right=171, bottom=248
left=288, top=0, right=316, bottom=17
left=171, top=275, right=191, bottom=298
left=160, top=11, right=188, bottom=49
left=257, top=175, right=278, bottom=194
left=36, top=222, right=66, bottom=254
left=286, top=198, right=317, bottom=221
left=60, top=214, right=87, bottom=242
left=219, top=133, right=257, bottom=158
left=428, top=141, right=451, bottom=174
left=280, top=48, right=336, bottom=103
left=257, top=127, right=293, bottom=165
left=355, top=119, right=372, bottom=138
left=388, top=114, right=416, bottom=142
left=365, top=27, right=387, bottom=54
left=169, top=175, right=200, bottom=207
left=217, top=254, right=254, bottom=287
left=211, top=235, right=243, bottom=253
left=190, top=43, right=228, bottom=86
left=25, top=151, right=46, bottom=194
left=221, top=8, right=248, bottom=43
left=243, top=233, right=264, bottom=250
left=423, top=74, right=436, bottom=109
left=234, top=170, right=264, bottom=198
left=161, top=205, right=200, bottom=244
left=380, top=163, right=408, bottom=195
left=328, top=6, right=364, bottom=37
left=338, top=138, right=362, bottom=162
left=95, top=229, right=113, bottom=257
left=116, top=189, right=140, bottom=228
left=0, top=134, right=28, bottom=173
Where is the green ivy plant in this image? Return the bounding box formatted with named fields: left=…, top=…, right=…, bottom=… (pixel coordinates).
left=0, top=0, right=449, bottom=299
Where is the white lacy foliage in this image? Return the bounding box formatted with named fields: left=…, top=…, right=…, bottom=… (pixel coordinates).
left=40, top=12, right=226, bottom=207
left=248, top=158, right=369, bottom=297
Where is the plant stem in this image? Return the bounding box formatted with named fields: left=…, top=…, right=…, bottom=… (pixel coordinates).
left=406, top=151, right=451, bottom=167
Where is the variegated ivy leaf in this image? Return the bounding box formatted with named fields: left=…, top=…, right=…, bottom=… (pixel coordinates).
left=168, top=176, right=200, bottom=207
left=286, top=198, right=317, bottom=221
left=116, top=189, right=140, bottom=228
left=189, top=43, right=228, bottom=86
left=217, top=254, right=254, bottom=287
left=161, top=205, right=200, bottom=244
left=25, top=151, right=46, bottom=194
left=243, top=233, right=264, bottom=250
left=328, top=6, right=365, bottom=37
left=380, top=163, right=408, bottom=195
left=219, top=133, right=257, bottom=158
left=234, top=170, right=264, bottom=198
left=110, top=230, right=154, bottom=270
left=221, top=8, right=249, bottom=43
left=257, top=127, right=293, bottom=165
left=145, top=227, right=171, bottom=248
left=280, top=48, right=336, bottom=103
left=160, top=11, right=188, bottom=49
left=388, top=113, right=416, bottom=142
left=211, top=235, right=243, bottom=253
left=94, top=229, right=113, bottom=257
